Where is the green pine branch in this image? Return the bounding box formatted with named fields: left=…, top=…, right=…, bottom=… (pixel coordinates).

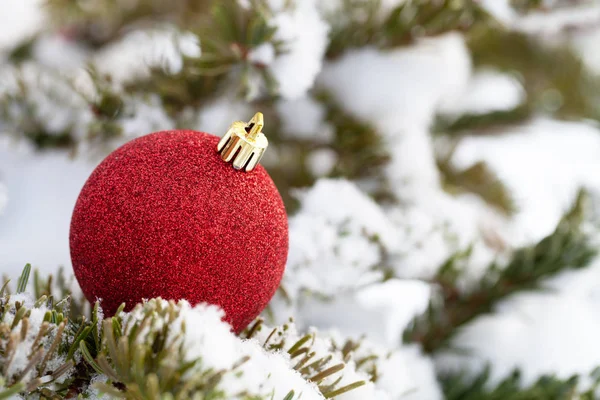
left=510, top=0, right=594, bottom=14
left=437, top=158, right=517, bottom=215
left=0, top=266, right=368, bottom=399
left=403, top=190, right=597, bottom=353
left=442, top=366, right=600, bottom=400
left=127, top=0, right=282, bottom=112
left=326, top=0, right=496, bottom=58
left=256, top=92, right=391, bottom=211
left=434, top=105, right=533, bottom=137
left=468, top=28, right=600, bottom=124
left=44, top=0, right=212, bottom=48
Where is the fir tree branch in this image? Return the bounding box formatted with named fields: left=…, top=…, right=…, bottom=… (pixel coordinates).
left=403, top=190, right=597, bottom=353
left=242, top=318, right=368, bottom=398
left=326, top=0, right=496, bottom=58
left=434, top=105, right=533, bottom=136
left=437, top=159, right=517, bottom=215
left=259, top=92, right=391, bottom=211
left=44, top=0, right=212, bottom=48
left=442, top=366, right=600, bottom=400
left=468, top=28, right=600, bottom=123
left=510, top=0, right=595, bottom=14
left=127, top=0, right=281, bottom=111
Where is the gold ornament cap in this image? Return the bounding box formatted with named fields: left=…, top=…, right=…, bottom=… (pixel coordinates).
left=217, top=112, right=268, bottom=172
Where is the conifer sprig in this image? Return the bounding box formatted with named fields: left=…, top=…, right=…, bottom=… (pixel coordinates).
left=404, top=190, right=597, bottom=353
left=0, top=268, right=369, bottom=399
left=442, top=366, right=600, bottom=400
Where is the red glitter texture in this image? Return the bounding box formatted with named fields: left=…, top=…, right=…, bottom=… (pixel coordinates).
left=70, top=130, right=288, bottom=333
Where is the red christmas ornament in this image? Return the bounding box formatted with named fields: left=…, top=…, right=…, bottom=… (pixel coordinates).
left=70, top=113, right=288, bottom=333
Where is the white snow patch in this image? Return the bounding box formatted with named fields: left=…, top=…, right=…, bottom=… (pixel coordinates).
left=437, top=291, right=600, bottom=389
left=380, top=345, right=444, bottom=400
left=307, top=149, right=337, bottom=177
left=248, top=42, right=276, bottom=65
left=319, top=33, right=471, bottom=131
left=0, top=181, right=7, bottom=215
left=32, top=34, right=89, bottom=71
left=277, top=96, right=332, bottom=142
left=0, top=63, right=94, bottom=141
left=453, top=118, right=600, bottom=244
left=119, top=96, right=174, bottom=139
left=574, top=26, right=600, bottom=74
left=129, top=300, right=325, bottom=398
left=298, top=279, right=431, bottom=347
left=515, top=4, right=600, bottom=35
left=94, top=29, right=200, bottom=85
left=0, top=149, right=97, bottom=274
left=0, top=0, right=45, bottom=52
left=194, top=98, right=252, bottom=136
left=267, top=0, right=330, bottom=99
left=283, top=179, right=399, bottom=301
left=441, top=70, right=525, bottom=116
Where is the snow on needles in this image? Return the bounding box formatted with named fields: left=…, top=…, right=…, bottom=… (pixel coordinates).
left=0, top=292, right=75, bottom=391
left=123, top=299, right=324, bottom=399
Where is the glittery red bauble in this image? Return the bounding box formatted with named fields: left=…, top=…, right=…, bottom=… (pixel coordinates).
left=70, top=131, right=288, bottom=333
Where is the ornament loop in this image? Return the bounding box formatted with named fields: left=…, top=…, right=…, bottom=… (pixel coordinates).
left=217, top=112, right=268, bottom=172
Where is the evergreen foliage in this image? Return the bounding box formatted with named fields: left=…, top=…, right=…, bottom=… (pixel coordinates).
left=404, top=190, right=597, bottom=353
left=1, top=0, right=600, bottom=398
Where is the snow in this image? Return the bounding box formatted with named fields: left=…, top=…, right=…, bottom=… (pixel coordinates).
left=453, top=118, right=600, bottom=243
left=574, top=26, right=600, bottom=73
left=293, top=279, right=431, bottom=347
left=319, top=33, right=472, bottom=131
left=319, top=33, right=472, bottom=206
left=247, top=42, right=276, bottom=65
left=282, top=179, right=398, bottom=302
left=480, top=0, right=515, bottom=26
left=276, top=96, right=332, bottom=142
left=249, top=321, right=373, bottom=399
left=85, top=374, right=110, bottom=400
left=119, top=95, right=174, bottom=139
left=32, top=35, right=88, bottom=71
left=0, top=181, right=6, bottom=215
left=514, top=4, right=600, bottom=35
left=307, top=149, right=337, bottom=177
left=0, top=0, right=45, bottom=52
left=94, top=29, right=200, bottom=85
left=266, top=0, right=330, bottom=99
left=440, top=70, right=525, bottom=116
left=437, top=289, right=600, bottom=388
left=193, top=97, right=252, bottom=136
left=169, top=303, right=240, bottom=371
left=0, top=148, right=97, bottom=274
left=380, top=345, right=444, bottom=400
left=481, top=0, right=600, bottom=34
